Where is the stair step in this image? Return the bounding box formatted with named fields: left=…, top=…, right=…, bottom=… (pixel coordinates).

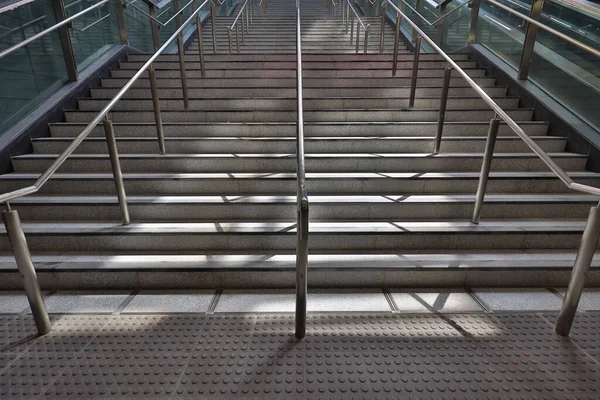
left=89, top=85, right=509, bottom=99
left=0, top=221, right=591, bottom=252
left=1, top=172, right=596, bottom=195
left=8, top=194, right=597, bottom=221
left=32, top=136, right=564, bottom=154
left=126, top=53, right=471, bottom=62
left=48, top=121, right=549, bottom=138
left=77, top=96, right=519, bottom=111
left=12, top=153, right=586, bottom=173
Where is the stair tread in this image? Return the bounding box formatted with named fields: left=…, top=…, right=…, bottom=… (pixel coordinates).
left=9, top=194, right=599, bottom=204
left=0, top=220, right=590, bottom=234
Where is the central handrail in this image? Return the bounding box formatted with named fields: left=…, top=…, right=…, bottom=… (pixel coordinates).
left=0, top=0, right=215, bottom=205
left=346, top=0, right=367, bottom=29
left=230, top=0, right=249, bottom=29
left=294, top=0, right=309, bottom=340
left=384, top=0, right=600, bottom=198
left=227, top=0, right=255, bottom=53
left=337, top=0, right=371, bottom=52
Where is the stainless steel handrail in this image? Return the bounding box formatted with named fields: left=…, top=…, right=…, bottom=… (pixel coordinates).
left=0, top=0, right=109, bottom=61
left=396, top=0, right=470, bottom=27
left=294, top=0, right=309, bottom=341
left=227, top=0, right=254, bottom=53
left=486, top=0, right=600, bottom=58
left=0, top=0, right=214, bottom=205
left=74, top=13, right=112, bottom=33
left=385, top=0, right=600, bottom=197
left=384, top=0, right=600, bottom=337
left=338, top=0, right=371, bottom=52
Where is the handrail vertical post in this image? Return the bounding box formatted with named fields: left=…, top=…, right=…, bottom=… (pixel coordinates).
left=174, top=0, right=183, bottom=27
left=115, top=0, right=129, bottom=45
left=103, top=116, right=131, bottom=225
left=241, top=6, right=245, bottom=42
left=517, top=0, right=544, bottom=80
left=177, top=35, right=190, bottom=109
left=236, top=25, right=240, bottom=52
left=350, top=13, right=354, bottom=42
left=467, top=0, right=481, bottom=44
left=434, top=66, right=452, bottom=153
left=2, top=206, right=51, bottom=336
left=472, top=116, right=500, bottom=224
left=380, top=3, right=386, bottom=53
left=149, top=66, right=166, bottom=154
left=149, top=4, right=161, bottom=51
left=211, top=5, right=217, bottom=53
left=51, top=0, right=78, bottom=82
left=364, top=25, right=369, bottom=53
left=355, top=21, right=360, bottom=52
left=228, top=27, right=233, bottom=53
left=408, top=35, right=421, bottom=108
left=392, top=14, right=400, bottom=76
left=556, top=205, right=600, bottom=336
left=196, top=10, right=206, bottom=77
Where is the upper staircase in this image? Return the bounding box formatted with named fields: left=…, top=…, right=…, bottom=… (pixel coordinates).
left=0, top=0, right=598, bottom=289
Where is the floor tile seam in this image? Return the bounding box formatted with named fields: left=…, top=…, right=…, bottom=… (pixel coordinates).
left=464, top=288, right=491, bottom=313
left=207, top=289, right=223, bottom=314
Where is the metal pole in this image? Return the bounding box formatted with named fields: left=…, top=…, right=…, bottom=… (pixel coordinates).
left=350, top=14, right=354, bottom=43
left=392, top=14, right=400, bottom=76
left=241, top=7, right=245, bottom=43
left=2, top=207, right=51, bottom=336
left=248, top=2, right=251, bottom=27
left=355, top=22, right=360, bottom=53
left=177, top=35, right=189, bottom=109
left=211, top=6, right=217, bottom=54
left=115, top=0, right=129, bottom=45
left=174, top=0, right=183, bottom=28
left=518, top=0, right=544, bottom=80
left=555, top=205, right=600, bottom=336
left=103, top=117, right=131, bottom=225
left=236, top=25, right=240, bottom=52
left=471, top=117, right=500, bottom=224
left=467, top=0, right=481, bottom=44
left=149, top=4, right=161, bottom=51
left=196, top=12, right=206, bottom=77
left=149, top=67, right=166, bottom=155
left=408, top=35, right=421, bottom=108
left=345, top=3, right=349, bottom=32
left=380, top=4, right=386, bottom=53
left=364, top=26, right=369, bottom=53
left=228, top=27, right=233, bottom=54
left=434, top=66, right=452, bottom=153
left=295, top=205, right=308, bottom=339
left=52, top=0, right=78, bottom=81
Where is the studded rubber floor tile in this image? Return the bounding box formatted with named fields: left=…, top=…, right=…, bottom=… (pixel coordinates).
left=2, top=312, right=600, bottom=398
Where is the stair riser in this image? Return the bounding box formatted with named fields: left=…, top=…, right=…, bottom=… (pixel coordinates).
left=121, top=60, right=478, bottom=70
left=13, top=157, right=585, bottom=174
left=77, top=97, right=518, bottom=111
left=11, top=202, right=594, bottom=221
left=64, top=109, right=533, bottom=123
left=99, top=76, right=496, bottom=88
left=48, top=122, right=548, bottom=137
left=33, top=138, right=564, bottom=154
left=126, top=53, right=470, bottom=62
left=110, top=68, right=486, bottom=79
left=1, top=177, right=594, bottom=195
left=0, top=232, right=586, bottom=252
left=90, top=86, right=509, bottom=99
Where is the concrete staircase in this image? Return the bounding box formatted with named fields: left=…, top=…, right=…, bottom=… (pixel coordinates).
left=0, top=0, right=599, bottom=289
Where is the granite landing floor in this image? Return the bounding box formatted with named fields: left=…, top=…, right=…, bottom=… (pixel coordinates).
left=1, top=288, right=600, bottom=399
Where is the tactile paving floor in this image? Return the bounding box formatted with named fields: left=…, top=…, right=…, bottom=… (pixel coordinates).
left=1, top=312, right=600, bottom=399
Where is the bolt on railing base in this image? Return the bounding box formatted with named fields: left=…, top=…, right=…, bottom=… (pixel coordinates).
left=555, top=205, right=600, bottom=336
left=2, top=208, right=51, bottom=336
